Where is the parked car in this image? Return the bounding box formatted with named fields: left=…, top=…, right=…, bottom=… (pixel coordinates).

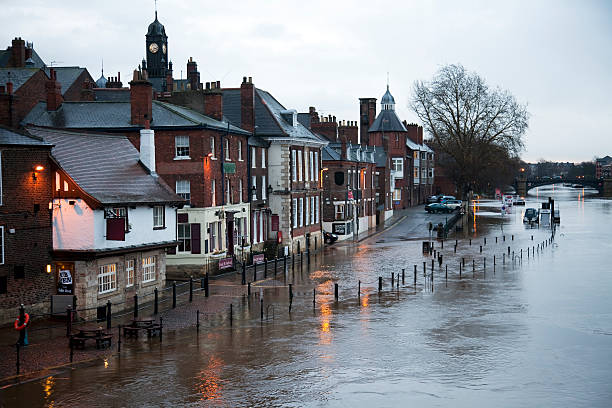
left=439, top=195, right=456, bottom=202
left=426, top=195, right=442, bottom=204
left=553, top=209, right=560, bottom=223
left=324, top=231, right=338, bottom=244
left=426, top=203, right=453, bottom=213
left=515, top=197, right=526, bottom=206
left=523, top=208, right=539, bottom=223
left=441, top=199, right=462, bottom=210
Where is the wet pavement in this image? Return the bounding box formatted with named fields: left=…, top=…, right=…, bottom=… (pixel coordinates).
left=1, top=187, right=611, bottom=407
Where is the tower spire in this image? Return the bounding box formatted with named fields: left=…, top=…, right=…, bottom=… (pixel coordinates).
left=155, top=0, right=158, bottom=19
left=386, top=72, right=389, bottom=90
left=101, top=58, right=104, bottom=76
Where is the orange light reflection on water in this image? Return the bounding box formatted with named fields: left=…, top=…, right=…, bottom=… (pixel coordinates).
left=196, top=355, right=224, bottom=402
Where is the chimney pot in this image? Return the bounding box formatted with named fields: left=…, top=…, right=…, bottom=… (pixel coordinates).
left=248, top=76, right=252, bottom=83
left=243, top=76, right=247, bottom=83
left=216, top=80, right=220, bottom=89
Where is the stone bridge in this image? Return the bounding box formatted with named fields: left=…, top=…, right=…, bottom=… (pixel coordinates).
left=514, top=176, right=612, bottom=197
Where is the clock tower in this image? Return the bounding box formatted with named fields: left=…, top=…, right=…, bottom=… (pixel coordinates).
left=145, top=11, right=168, bottom=79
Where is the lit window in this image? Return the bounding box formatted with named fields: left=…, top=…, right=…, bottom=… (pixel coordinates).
left=142, top=256, right=156, bottom=282
left=153, top=205, right=164, bottom=228
left=175, top=135, right=190, bottom=158
left=393, top=188, right=401, bottom=201
left=176, top=180, right=190, bottom=203
left=126, top=259, right=134, bottom=287
left=98, top=263, right=117, bottom=294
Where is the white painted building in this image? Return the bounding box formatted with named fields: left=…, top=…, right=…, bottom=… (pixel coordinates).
left=27, top=126, right=184, bottom=318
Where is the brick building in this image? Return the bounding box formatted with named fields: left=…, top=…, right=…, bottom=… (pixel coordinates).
left=26, top=126, right=183, bottom=318
left=22, top=67, right=252, bottom=276
left=0, top=126, right=54, bottom=324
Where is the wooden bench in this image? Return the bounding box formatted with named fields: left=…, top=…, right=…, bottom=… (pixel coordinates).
left=123, top=326, right=142, bottom=337
left=146, top=324, right=162, bottom=337
left=95, top=334, right=113, bottom=349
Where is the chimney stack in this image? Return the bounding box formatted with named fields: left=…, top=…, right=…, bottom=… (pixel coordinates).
left=204, top=80, right=223, bottom=121
left=359, top=97, right=377, bottom=146
left=80, top=79, right=95, bottom=101
left=46, top=69, right=64, bottom=111
left=165, top=61, right=174, bottom=92
left=139, top=127, right=156, bottom=174
left=240, top=75, right=255, bottom=132
left=9, top=37, right=25, bottom=68
left=0, top=82, right=18, bottom=127
left=129, top=68, right=153, bottom=126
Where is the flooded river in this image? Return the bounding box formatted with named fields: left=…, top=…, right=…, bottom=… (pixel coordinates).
left=2, top=185, right=611, bottom=407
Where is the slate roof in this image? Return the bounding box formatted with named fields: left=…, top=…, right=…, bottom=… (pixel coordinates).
left=223, top=87, right=327, bottom=145
left=248, top=135, right=269, bottom=147
left=44, top=67, right=88, bottom=95
left=596, top=155, right=612, bottom=165
left=94, top=88, right=130, bottom=102
left=26, top=126, right=183, bottom=205
left=0, top=48, right=45, bottom=68
left=0, top=126, right=52, bottom=146
left=368, top=109, right=407, bottom=133
left=381, top=86, right=395, bottom=105
left=322, top=145, right=341, bottom=161
left=297, top=112, right=311, bottom=129
left=0, top=68, right=40, bottom=91
left=22, top=100, right=250, bottom=134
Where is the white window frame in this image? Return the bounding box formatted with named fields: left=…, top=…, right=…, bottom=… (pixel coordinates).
left=298, top=150, right=303, bottom=181
left=238, top=140, right=243, bottom=161
left=310, top=196, right=315, bottom=224
left=176, top=180, right=190, bottom=203
left=335, top=204, right=344, bottom=220
left=315, top=196, right=319, bottom=223
left=392, top=158, right=403, bottom=175
left=304, top=149, right=309, bottom=181
left=292, top=198, right=298, bottom=228
left=177, top=222, right=191, bottom=252
left=226, top=178, right=231, bottom=204
left=175, top=135, right=190, bottom=158
left=239, top=178, right=243, bottom=203
left=262, top=149, right=266, bottom=168
left=299, top=197, right=304, bottom=227
left=153, top=205, right=164, bottom=228
left=314, top=151, right=319, bottom=182
left=262, top=175, right=267, bottom=200
left=210, top=137, right=216, bottom=159
left=210, top=222, right=217, bottom=251
left=126, top=259, right=135, bottom=287
left=98, top=263, right=117, bottom=294
left=211, top=179, right=216, bottom=207
left=225, top=138, right=230, bottom=160
left=252, top=147, right=257, bottom=168
left=252, top=176, right=257, bottom=200
left=305, top=196, right=310, bottom=226
left=142, top=256, right=156, bottom=283
left=292, top=150, right=297, bottom=181
left=309, top=151, right=314, bottom=182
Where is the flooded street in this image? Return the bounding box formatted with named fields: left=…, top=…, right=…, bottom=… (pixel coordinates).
left=2, top=186, right=611, bottom=407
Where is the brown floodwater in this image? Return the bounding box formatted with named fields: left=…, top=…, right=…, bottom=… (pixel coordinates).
left=1, top=185, right=611, bottom=407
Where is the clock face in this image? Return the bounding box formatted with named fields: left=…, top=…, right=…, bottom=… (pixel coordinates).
left=149, top=43, right=159, bottom=53
left=162, top=44, right=167, bottom=54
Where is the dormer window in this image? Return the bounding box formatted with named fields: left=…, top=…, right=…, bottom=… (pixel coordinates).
left=281, top=109, right=298, bottom=127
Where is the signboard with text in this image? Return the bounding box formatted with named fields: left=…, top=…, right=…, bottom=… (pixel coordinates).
left=219, top=257, right=233, bottom=270
left=333, top=223, right=346, bottom=235
left=253, top=254, right=265, bottom=264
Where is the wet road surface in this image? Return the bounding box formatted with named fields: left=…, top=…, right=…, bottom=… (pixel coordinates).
left=1, top=186, right=611, bottom=407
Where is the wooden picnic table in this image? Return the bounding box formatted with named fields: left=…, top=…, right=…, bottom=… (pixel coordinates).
left=123, top=319, right=162, bottom=338
left=70, top=326, right=112, bottom=349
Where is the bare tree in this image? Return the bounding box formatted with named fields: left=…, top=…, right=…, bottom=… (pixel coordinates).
left=412, top=64, right=529, bottom=197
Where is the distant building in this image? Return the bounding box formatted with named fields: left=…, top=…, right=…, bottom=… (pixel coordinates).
left=596, top=156, right=612, bottom=178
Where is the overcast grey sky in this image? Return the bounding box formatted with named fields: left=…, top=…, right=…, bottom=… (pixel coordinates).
left=4, top=0, right=611, bottom=162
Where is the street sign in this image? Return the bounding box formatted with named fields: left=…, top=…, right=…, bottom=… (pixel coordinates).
left=219, top=257, right=233, bottom=270
left=253, top=254, right=265, bottom=264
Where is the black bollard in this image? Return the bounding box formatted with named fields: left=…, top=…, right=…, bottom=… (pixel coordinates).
left=358, top=281, right=361, bottom=297
left=531, top=235, right=533, bottom=241
left=264, top=258, right=268, bottom=278
left=172, top=282, right=177, bottom=308
left=508, top=246, right=511, bottom=255
left=423, top=261, right=426, bottom=276
left=459, top=262, right=462, bottom=279
left=134, top=293, right=139, bottom=318
left=334, top=283, right=338, bottom=302
left=496, top=237, right=498, bottom=243
left=431, top=259, right=434, bottom=272
left=230, top=304, right=233, bottom=326
left=512, top=235, right=514, bottom=241
left=503, top=253, right=505, bottom=264
left=462, top=257, right=465, bottom=267
left=480, top=245, right=482, bottom=253
left=503, top=235, right=506, bottom=242
left=254, top=261, right=258, bottom=281
left=204, top=273, right=209, bottom=297
left=118, top=324, right=122, bottom=352
left=484, top=237, right=487, bottom=245
left=438, top=254, right=443, bottom=267
left=242, top=262, right=246, bottom=285
left=391, top=273, right=394, bottom=287
left=379, top=276, right=383, bottom=292
left=494, top=255, right=496, bottom=265
left=16, top=343, right=20, bottom=374
left=159, top=317, right=163, bottom=342
left=472, top=259, right=475, bottom=275
left=289, top=283, right=294, bottom=301
left=106, top=300, right=112, bottom=330
left=521, top=249, right=523, bottom=259
left=445, top=265, right=448, bottom=280
left=260, top=298, right=264, bottom=321
left=469, top=239, right=472, bottom=245
left=189, top=277, right=193, bottom=302
left=274, top=257, right=278, bottom=276
left=313, top=288, right=316, bottom=307
left=66, top=305, right=72, bottom=337
left=402, top=269, right=405, bottom=284
left=196, top=310, right=200, bottom=332
left=414, top=266, right=417, bottom=286
left=154, top=288, right=159, bottom=315
left=454, top=245, right=457, bottom=254
left=247, top=282, right=251, bottom=297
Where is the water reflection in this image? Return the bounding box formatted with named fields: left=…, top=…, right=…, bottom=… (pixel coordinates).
left=196, top=355, right=224, bottom=402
